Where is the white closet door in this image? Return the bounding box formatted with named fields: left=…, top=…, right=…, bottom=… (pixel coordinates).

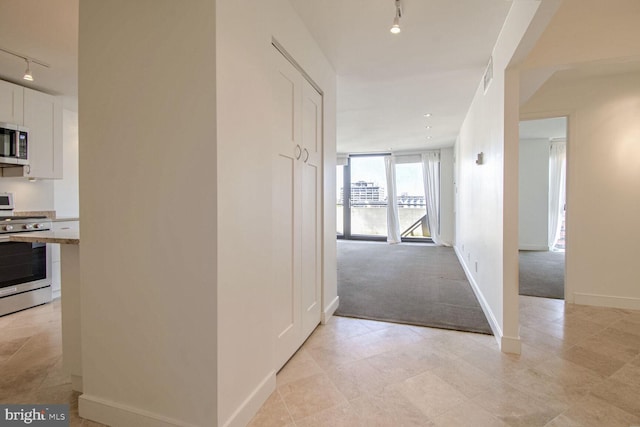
left=271, top=46, right=323, bottom=370
left=272, top=48, right=303, bottom=370
left=300, top=80, right=322, bottom=339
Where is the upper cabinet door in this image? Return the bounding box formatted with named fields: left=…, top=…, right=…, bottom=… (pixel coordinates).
left=0, top=79, right=24, bottom=124
left=23, top=88, right=63, bottom=179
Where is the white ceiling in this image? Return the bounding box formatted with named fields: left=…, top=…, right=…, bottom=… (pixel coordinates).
left=289, top=0, right=514, bottom=153
left=0, top=0, right=78, bottom=99
left=0, top=0, right=512, bottom=152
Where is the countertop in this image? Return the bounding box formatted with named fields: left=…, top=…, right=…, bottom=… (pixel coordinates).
left=51, top=217, right=80, bottom=222
left=9, top=230, right=79, bottom=245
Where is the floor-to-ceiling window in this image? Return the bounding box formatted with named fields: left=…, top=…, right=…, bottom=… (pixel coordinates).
left=336, top=164, right=344, bottom=236
left=396, top=161, right=431, bottom=240
left=349, top=155, right=388, bottom=237
left=338, top=154, right=433, bottom=242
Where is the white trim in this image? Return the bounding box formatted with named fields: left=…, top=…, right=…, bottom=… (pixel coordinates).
left=79, top=394, right=199, bottom=427
left=454, top=245, right=521, bottom=354
left=51, top=289, right=61, bottom=299
left=322, top=296, right=339, bottom=324
left=573, top=292, right=640, bottom=311
left=221, top=371, right=276, bottom=427
left=501, top=335, right=522, bottom=354
left=518, top=244, right=548, bottom=251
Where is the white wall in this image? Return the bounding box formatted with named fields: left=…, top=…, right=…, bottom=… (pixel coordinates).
left=518, top=138, right=549, bottom=250
left=215, top=1, right=337, bottom=425
left=522, top=71, right=640, bottom=309
left=53, top=109, right=79, bottom=217
left=78, top=2, right=218, bottom=426
left=0, top=178, right=53, bottom=212
left=517, top=0, right=640, bottom=310
left=79, top=1, right=335, bottom=425
left=522, top=0, right=640, bottom=70
left=455, top=1, right=541, bottom=353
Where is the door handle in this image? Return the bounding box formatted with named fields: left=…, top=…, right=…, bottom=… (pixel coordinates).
left=303, top=148, right=309, bottom=163
left=295, top=145, right=302, bottom=160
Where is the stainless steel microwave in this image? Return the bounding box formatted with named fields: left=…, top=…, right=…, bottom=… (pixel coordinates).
left=0, top=122, right=28, bottom=166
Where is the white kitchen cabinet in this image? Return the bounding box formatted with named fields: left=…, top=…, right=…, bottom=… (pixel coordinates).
left=272, top=47, right=323, bottom=371
left=23, top=88, right=63, bottom=179
left=0, top=79, right=24, bottom=124
left=1, top=86, right=62, bottom=179
left=51, top=220, right=80, bottom=297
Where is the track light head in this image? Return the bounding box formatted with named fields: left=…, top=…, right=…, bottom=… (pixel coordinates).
left=23, top=59, right=34, bottom=81
left=390, top=17, right=401, bottom=34
left=390, top=0, right=402, bottom=34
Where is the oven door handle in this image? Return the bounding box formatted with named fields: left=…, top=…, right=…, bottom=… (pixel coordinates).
left=0, top=235, right=10, bottom=243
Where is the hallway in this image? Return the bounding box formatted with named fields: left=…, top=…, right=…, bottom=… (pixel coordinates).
left=1, top=297, right=639, bottom=426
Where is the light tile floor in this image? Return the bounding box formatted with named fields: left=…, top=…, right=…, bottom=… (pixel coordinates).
left=251, top=297, right=640, bottom=427
left=0, top=299, right=104, bottom=426
left=1, top=297, right=640, bottom=426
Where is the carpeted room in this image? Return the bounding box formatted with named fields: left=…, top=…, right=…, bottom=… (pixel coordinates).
left=336, top=240, right=492, bottom=334
left=336, top=240, right=566, bottom=336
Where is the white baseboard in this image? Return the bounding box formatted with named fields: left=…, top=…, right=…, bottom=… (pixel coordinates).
left=573, top=292, right=640, bottom=310
left=518, top=245, right=549, bottom=251
left=80, top=371, right=276, bottom=427
left=79, top=394, right=197, bottom=427
left=322, top=296, right=339, bottom=324
left=501, top=335, right=522, bottom=354
left=453, top=246, right=521, bottom=355
left=51, top=289, right=61, bottom=299
left=221, top=370, right=275, bottom=427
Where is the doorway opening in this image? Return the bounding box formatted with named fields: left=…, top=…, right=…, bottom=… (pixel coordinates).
left=518, top=116, right=567, bottom=300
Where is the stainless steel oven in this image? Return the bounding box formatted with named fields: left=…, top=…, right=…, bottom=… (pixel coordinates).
left=0, top=210, right=52, bottom=317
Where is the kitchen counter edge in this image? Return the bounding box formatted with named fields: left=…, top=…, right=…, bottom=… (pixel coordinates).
left=9, top=230, right=79, bottom=245
left=51, top=217, right=80, bottom=222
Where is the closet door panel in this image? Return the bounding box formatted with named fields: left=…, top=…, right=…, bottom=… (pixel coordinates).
left=301, top=81, right=323, bottom=338
left=272, top=50, right=303, bottom=369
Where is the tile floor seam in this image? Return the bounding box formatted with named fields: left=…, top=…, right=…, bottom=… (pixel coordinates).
left=1, top=334, right=37, bottom=368
left=275, top=388, right=297, bottom=426
left=583, top=390, right=640, bottom=423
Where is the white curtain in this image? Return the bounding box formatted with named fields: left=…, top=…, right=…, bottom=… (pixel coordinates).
left=384, top=155, right=401, bottom=244
left=548, top=140, right=566, bottom=249
left=422, top=151, right=443, bottom=245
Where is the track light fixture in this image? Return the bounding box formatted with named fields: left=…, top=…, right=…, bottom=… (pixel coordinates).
left=23, top=59, right=33, bottom=82
left=0, top=46, right=50, bottom=83
left=390, top=0, right=402, bottom=34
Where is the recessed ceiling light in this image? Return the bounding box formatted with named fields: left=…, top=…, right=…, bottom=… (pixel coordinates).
left=425, top=125, right=432, bottom=129
left=423, top=113, right=432, bottom=118
left=426, top=136, right=432, bottom=140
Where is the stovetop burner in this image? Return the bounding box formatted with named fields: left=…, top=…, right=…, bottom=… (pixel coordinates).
left=0, top=215, right=52, bottom=234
